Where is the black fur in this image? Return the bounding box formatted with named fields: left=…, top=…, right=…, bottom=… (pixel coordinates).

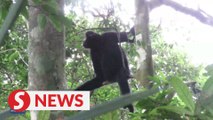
left=76, top=29, right=135, bottom=112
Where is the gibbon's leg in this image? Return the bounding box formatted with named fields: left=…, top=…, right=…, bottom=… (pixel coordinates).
left=75, top=77, right=103, bottom=91
left=118, top=76, right=134, bottom=112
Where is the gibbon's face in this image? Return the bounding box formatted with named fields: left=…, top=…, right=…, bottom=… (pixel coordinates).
left=83, top=31, right=102, bottom=49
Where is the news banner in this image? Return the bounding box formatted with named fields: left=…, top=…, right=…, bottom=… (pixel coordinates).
left=8, top=89, right=90, bottom=112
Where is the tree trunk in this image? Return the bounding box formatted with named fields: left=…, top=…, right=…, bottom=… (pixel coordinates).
left=27, top=0, right=66, bottom=119
left=135, top=0, right=154, bottom=89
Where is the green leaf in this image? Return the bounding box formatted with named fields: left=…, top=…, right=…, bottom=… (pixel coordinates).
left=157, top=106, right=193, bottom=116
left=57, top=14, right=75, bottom=28
left=9, top=51, right=19, bottom=61
left=149, top=76, right=161, bottom=85
left=199, top=65, right=213, bottom=102
left=202, top=65, right=213, bottom=94
left=41, top=2, right=58, bottom=15
left=38, top=111, right=50, bottom=120
left=168, top=77, right=195, bottom=112
left=37, top=14, right=47, bottom=31
left=205, top=64, right=213, bottom=76
left=20, top=1, right=29, bottom=19
left=40, top=1, right=75, bottom=30
left=200, top=77, right=213, bottom=98
left=48, top=14, right=62, bottom=32
left=39, top=2, right=62, bottom=31
left=42, top=4, right=75, bottom=28
left=66, top=87, right=161, bottom=120
left=32, top=0, right=42, bottom=4
left=196, top=66, right=213, bottom=114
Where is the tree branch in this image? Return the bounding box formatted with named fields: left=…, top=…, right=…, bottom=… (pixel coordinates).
left=149, top=0, right=213, bottom=27
left=0, top=0, right=25, bottom=45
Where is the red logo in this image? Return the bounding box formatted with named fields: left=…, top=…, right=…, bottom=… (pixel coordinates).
left=8, top=89, right=30, bottom=112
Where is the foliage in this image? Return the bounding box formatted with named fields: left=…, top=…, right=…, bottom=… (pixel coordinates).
left=195, top=64, right=213, bottom=119
left=0, top=17, right=28, bottom=110
left=33, top=0, right=75, bottom=32
left=129, top=28, right=207, bottom=119
left=0, top=0, right=12, bottom=25
left=0, top=0, right=26, bottom=44
left=131, top=72, right=213, bottom=120
left=152, top=28, right=204, bottom=83
left=0, top=0, right=212, bottom=120
left=66, top=87, right=160, bottom=120
left=65, top=12, right=93, bottom=90
left=64, top=16, right=207, bottom=119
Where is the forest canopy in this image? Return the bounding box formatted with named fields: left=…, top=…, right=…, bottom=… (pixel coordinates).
left=0, top=0, right=213, bottom=120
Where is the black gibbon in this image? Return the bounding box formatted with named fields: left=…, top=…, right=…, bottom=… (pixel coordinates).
left=76, top=28, right=135, bottom=112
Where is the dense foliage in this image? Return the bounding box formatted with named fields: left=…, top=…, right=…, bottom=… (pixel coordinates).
left=0, top=1, right=212, bottom=120
left=0, top=18, right=28, bottom=109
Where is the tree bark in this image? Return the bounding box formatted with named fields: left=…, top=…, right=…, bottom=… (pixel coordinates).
left=28, top=0, right=66, bottom=119
left=135, top=0, right=154, bottom=89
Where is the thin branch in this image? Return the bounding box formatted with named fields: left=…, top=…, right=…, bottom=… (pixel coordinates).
left=148, top=0, right=213, bottom=27
left=0, top=0, right=25, bottom=45
left=0, top=48, right=28, bottom=67
left=0, top=48, right=16, bottom=54
left=4, top=71, right=13, bottom=83
left=17, top=51, right=28, bottom=67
